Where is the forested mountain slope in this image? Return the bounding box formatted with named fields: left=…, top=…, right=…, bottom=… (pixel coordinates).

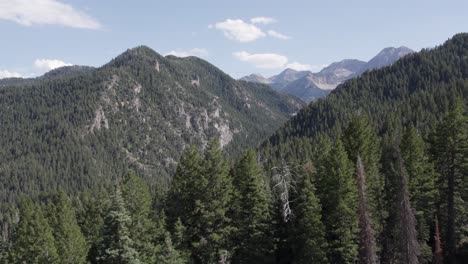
left=0, top=46, right=304, bottom=203
left=257, top=33, right=467, bottom=263
left=263, top=33, right=467, bottom=152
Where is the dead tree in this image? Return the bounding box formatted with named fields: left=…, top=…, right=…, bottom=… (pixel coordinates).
left=272, top=162, right=296, bottom=223
left=397, top=155, right=420, bottom=264
left=434, top=215, right=443, bottom=264
left=356, top=156, right=377, bottom=264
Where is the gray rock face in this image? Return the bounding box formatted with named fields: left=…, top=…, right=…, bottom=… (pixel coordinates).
left=239, top=46, right=414, bottom=103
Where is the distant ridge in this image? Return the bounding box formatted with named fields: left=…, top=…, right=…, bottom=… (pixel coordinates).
left=240, top=46, right=415, bottom=102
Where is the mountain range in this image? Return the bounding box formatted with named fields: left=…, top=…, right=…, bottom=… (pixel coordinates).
left=0, top=46, right=303, bottom=202
left=240, top=46, right=414, bottom=102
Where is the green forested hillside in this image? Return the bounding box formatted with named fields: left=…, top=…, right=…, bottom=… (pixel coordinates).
left=261, top=33, right=467, bottom=164
left=257, top=33, right=468, bottom=263
left=0, top=46, right=303, bottom=204
left=0, top=34, right=467, bottom=264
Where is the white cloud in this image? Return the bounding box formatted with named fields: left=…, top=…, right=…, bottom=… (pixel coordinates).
left=233, top=51, right=288, bottom=69
left=250, top=16, right=277, bottom=25
left=0, top=70, right=23, bottom=79
left=286, top=62, right=312, bottom=71
left=0, top=0, right=101, bottom=29
left=34, top=59, right=72, bottom=72
left=267, top=30, right=290, bottom=40
left=209, top=19, right=266, bottom=42
left=285, top=62, right=328, bottom=72
left=165, top=48, right=208, bottom=58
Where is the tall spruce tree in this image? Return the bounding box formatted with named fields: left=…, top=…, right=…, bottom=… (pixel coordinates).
left=166, top=140, right=234, bottom=263
left=11, top=198, right=58, bottom=263
left=316, top=139, right=358, bottom=263
left=401, top=125, right=437, bottom=262
left=121, top=171, right=156, bottom=263
left=97, top=186, right=140, bottom=264
left=231, top=149, right=272, bottom=263
left=292, top=164, right=328, bottom=264
left=45, top=191, right=88, bottom=264
left=194, top=139, right=234, bottom=263
left=342, top=116, right=384, bottom=240
left=430, top=101, right=468, bottom=262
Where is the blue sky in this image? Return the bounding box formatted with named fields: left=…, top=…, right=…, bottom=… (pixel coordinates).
left=0, top=0, right=467, bottom=79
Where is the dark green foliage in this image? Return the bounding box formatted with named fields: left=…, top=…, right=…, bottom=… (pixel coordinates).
left=292, top=165, right=328, bottom=264
left=430, top=101, right=468, bottom=262
left=121, top=171, right=156, bottom=263
left=10, top=198, right=58, bottom=263
left=0, top=45, right=303, bottom=205
left=316, top=140, right=358, bottom=263
left=259, top=33, right=468, bottom=263
left=342, top=115, right=384, bottom=240
left=45, top=191, right=88, bottom=264
left=166, top=140, right=234, bottom=263
left=401, top=125, right=437, bottom=262
left=231, top=149, right=273, bottom=263
left=97, top=186, right=140, bottom=264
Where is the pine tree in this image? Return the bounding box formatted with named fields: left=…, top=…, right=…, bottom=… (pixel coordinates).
left=45, top=191, right=88, bottom=264
left=401, top=125, right=437, bottom=262
left=11, top=198, right=58, bottom=263
left=430, top=101, right=468, bottom=262
left=356, top=156, right=377, bottom=264
left=316, top=139, right=358, bottom=263
left=293, top=165, right=328, bottom=264
left=379, top=137, right=401, bottom=264
left=194, top=139, right=234, bottom=263
left=121, top=170, right=156, bottom=263
left=396, top=154, right=420, bottom=264
left=342, top=116, right=384, bottom=241
left=231, top=149, right=272, bottom=263
left=166, top=140, right=234, bottom=263
left=97, top=186, right=140, bottom=264
left=155, top=231, right=186, bottom=264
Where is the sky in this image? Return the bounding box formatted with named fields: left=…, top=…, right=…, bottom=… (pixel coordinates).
left=0, top=0, right=467, bottom=79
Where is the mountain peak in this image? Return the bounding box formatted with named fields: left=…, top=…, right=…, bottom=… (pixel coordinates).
left=239, top=74, right=270, bottom=84
left=106, top=45, right=163, bottom=68
left=365, top=46, right=414, bottom=71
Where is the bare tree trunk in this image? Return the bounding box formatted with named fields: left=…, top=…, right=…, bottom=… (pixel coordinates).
left=398, top=155, right=420, bottom=264
left=356, top=156, right=377, bottom=264
left=434, top=215, right=443, bottom=264
left=273, top=162, right=294, bottom=223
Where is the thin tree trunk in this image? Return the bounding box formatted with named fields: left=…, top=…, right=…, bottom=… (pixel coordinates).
left=356, top=156, right=377, bottom=264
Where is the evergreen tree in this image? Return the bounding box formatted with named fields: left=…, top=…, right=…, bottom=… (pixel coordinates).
left=356, top=156, right=377, bottom=264
left=231, top=149, right=272, bottom=263
left=430, top=101, right=468, bottom=262
left=121, top=170, right=156, bottom=263
left=46, top=191, right=88, bottom=264
left=379, top=138, right=400, bottom=264
left=166, top=140, right=234, bottom=263
left=97, top=186, right=140, bottom=264
left=401, top=125, right=437, bottom=262
left=75, top=188, right=110, bottom=263
left=155, top=231, right=186, bottom=264
left=342, top=116, right=384, bottom=240
left=193, top=139, right=234, bottom=263
left=316, top=140, right=358, bottom=263
left=292, top=165, right=328, bottom=264
left=11, top=198, right=58, bottom=263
